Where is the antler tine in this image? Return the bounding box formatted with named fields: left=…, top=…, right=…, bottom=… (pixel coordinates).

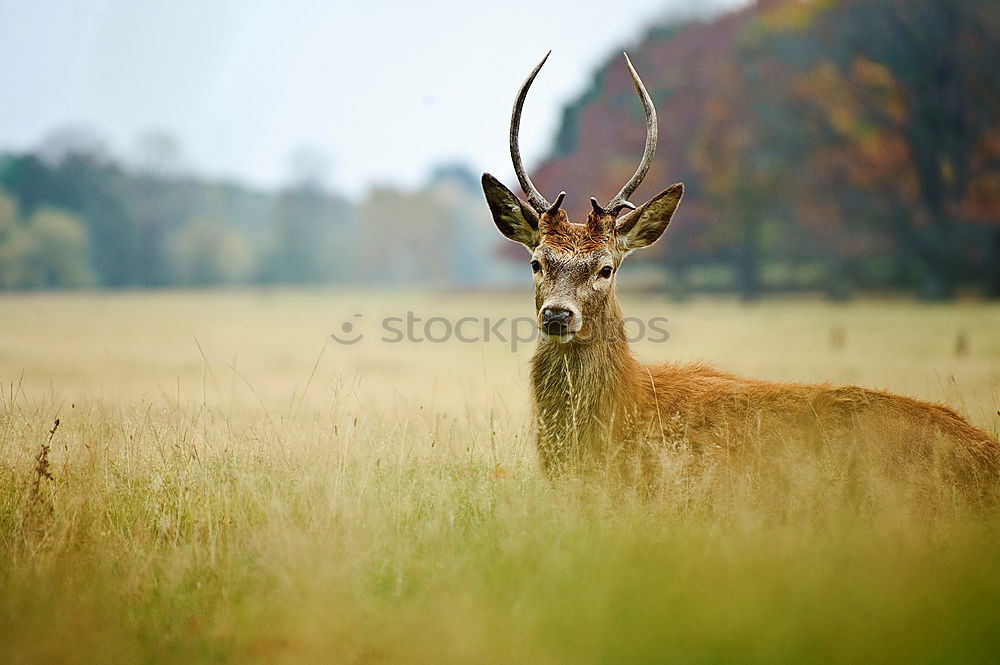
left=546, top=191, right=566, bottom=216
left=606, top=53, right=657, bottom=215
left=510, top=51, right=553, bottom=212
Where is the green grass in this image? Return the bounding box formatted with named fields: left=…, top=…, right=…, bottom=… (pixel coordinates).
left=1, top=290, right=999, bottom=664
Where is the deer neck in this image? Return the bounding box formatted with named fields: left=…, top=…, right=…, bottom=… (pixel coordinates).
left=529, top=295, right=640, bottom=470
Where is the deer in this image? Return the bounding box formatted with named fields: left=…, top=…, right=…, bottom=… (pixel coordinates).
left=481, top=52, right=999, bottom=485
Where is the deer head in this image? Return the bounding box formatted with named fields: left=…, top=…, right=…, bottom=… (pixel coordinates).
left=482, top=51, right=684, bottom=343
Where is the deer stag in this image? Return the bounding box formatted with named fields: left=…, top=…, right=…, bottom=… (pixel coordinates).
left=482, top=52, right=999, bottom=481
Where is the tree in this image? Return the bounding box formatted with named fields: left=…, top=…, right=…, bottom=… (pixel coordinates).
left=0, top=138, right=141, bottom=287
left=133, top=130, right=183, bottom=177
left=0, top=190, right=94, bottom=290
left=25, top=208, right=96, bottom=288
left=0, top=190, right=16, bottom=239
left=170, top=217, right=251, bottom=286
left=767, top=0, right=1000, bottom=298
left=530, top=5, right=796, bottom=299
left=357, top=187, right=451, bottom=283
left=527, top=0, right=999, bottom=298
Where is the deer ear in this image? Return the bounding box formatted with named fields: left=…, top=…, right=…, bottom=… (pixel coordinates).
left=615, top=183, right=683, bottom=251
left=482, top=173, right=540, bottom=249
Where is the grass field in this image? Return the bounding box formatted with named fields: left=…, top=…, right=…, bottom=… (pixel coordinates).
left=2, top=290, right=999, bottom=664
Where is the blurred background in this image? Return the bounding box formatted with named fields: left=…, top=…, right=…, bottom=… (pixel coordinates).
left=0, top=0, right=996, bottom=300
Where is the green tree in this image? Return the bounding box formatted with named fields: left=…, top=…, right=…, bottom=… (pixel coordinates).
left=0, top=190, right=94, bottom=289
left=0, top=190, right=15, bottom=235
left=25, top=208, right=96, bottom=288
left=170, top=217, right=252, bottom=286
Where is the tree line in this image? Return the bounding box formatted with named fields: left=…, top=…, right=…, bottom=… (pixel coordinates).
left=0, top=136, right=517, bottom=290
left=1, top=0, right=996, bottom=298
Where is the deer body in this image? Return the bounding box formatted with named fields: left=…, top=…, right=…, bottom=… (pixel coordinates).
left=529, top=294, right=998, bottom=477
left=484, top=52, right=999, bottom=480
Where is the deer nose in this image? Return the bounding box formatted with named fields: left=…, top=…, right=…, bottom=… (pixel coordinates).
left=541, top=306, right=573, bottom=334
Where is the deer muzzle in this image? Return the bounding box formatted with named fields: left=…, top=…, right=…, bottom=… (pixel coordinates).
left=539, top=305, right=580, bottom=338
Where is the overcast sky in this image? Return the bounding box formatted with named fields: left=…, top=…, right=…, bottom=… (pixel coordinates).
left=0, top=0, right=750, bottom=196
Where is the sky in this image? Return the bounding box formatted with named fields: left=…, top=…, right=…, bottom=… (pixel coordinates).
left=0, top=0, right=750, bottom=197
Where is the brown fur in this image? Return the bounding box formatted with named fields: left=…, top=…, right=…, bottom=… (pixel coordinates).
left=538, top=209, right=611, bottom=254
left=530, top=277, right=999, bottom=483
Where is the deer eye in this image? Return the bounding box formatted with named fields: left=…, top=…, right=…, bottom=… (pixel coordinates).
left=598, top=265, right=613, bottom=279
left=530, top=260, right=542, bottom=273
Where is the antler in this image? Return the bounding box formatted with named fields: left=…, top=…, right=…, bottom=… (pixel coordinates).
left=546, top=191, right=566, bottom=216
left=605, top=53, right=657, bottom=216
left=511, top=52, right=656, bottom=216
left=510, top=51, right=553, bottom=212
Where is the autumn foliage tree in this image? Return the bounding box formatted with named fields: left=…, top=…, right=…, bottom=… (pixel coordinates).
left=527, top=0, right=999, bottom=299
left=766, top=0, right=1000, bottom=298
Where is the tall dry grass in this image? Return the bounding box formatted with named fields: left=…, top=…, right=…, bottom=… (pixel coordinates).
left=1, top=290, right=998, bottom=664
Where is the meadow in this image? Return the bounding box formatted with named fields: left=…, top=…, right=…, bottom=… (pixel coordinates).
left=1, top=289, right=999, bottom=664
